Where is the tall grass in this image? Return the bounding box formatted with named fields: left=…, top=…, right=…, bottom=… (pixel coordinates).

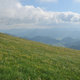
left=0, top=33, right=80, bottom=80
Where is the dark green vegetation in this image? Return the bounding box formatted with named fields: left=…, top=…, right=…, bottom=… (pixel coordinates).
left=0, top=33, right=80, bottom=80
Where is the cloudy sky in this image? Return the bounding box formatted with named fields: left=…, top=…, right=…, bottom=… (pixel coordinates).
left=0, top=0, right=80, bottom=29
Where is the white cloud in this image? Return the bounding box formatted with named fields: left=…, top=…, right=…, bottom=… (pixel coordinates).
left=0, top=0, right=80, bottom=29
left=39, top=0, right=57, bottom=2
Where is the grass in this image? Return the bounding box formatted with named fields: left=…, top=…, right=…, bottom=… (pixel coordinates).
left=0, top=33, right=80, bottom=80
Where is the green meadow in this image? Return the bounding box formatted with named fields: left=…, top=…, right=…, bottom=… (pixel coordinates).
left=0, top=33, right=80, bottom=80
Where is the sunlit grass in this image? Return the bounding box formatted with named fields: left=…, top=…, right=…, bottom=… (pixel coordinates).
left=0, top=33, right=80, bottom=80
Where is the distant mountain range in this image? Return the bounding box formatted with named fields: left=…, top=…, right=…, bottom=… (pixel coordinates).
left=1, top=27, right=80, bottom=39
left=29, top=36, right=61, bottom=46
left=28, top=36, right=80, bottom=50
left=1, top=28, right=80, bottom=50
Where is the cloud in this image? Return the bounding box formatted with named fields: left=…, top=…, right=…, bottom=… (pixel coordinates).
left=74, top=0, right=80, bottom=2
left=39, top=0, right=57, bottom=2
left=0, top=0, right=80, bottom=29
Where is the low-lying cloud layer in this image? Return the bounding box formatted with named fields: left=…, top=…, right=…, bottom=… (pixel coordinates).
left=0, top=0, right=80, bottom=29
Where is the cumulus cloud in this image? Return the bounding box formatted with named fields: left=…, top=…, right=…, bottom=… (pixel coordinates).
left=0, top=0, right=80, bottom=29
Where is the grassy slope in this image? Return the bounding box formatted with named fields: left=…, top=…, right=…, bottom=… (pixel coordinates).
left=0, top=33, right=80, bottom=80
